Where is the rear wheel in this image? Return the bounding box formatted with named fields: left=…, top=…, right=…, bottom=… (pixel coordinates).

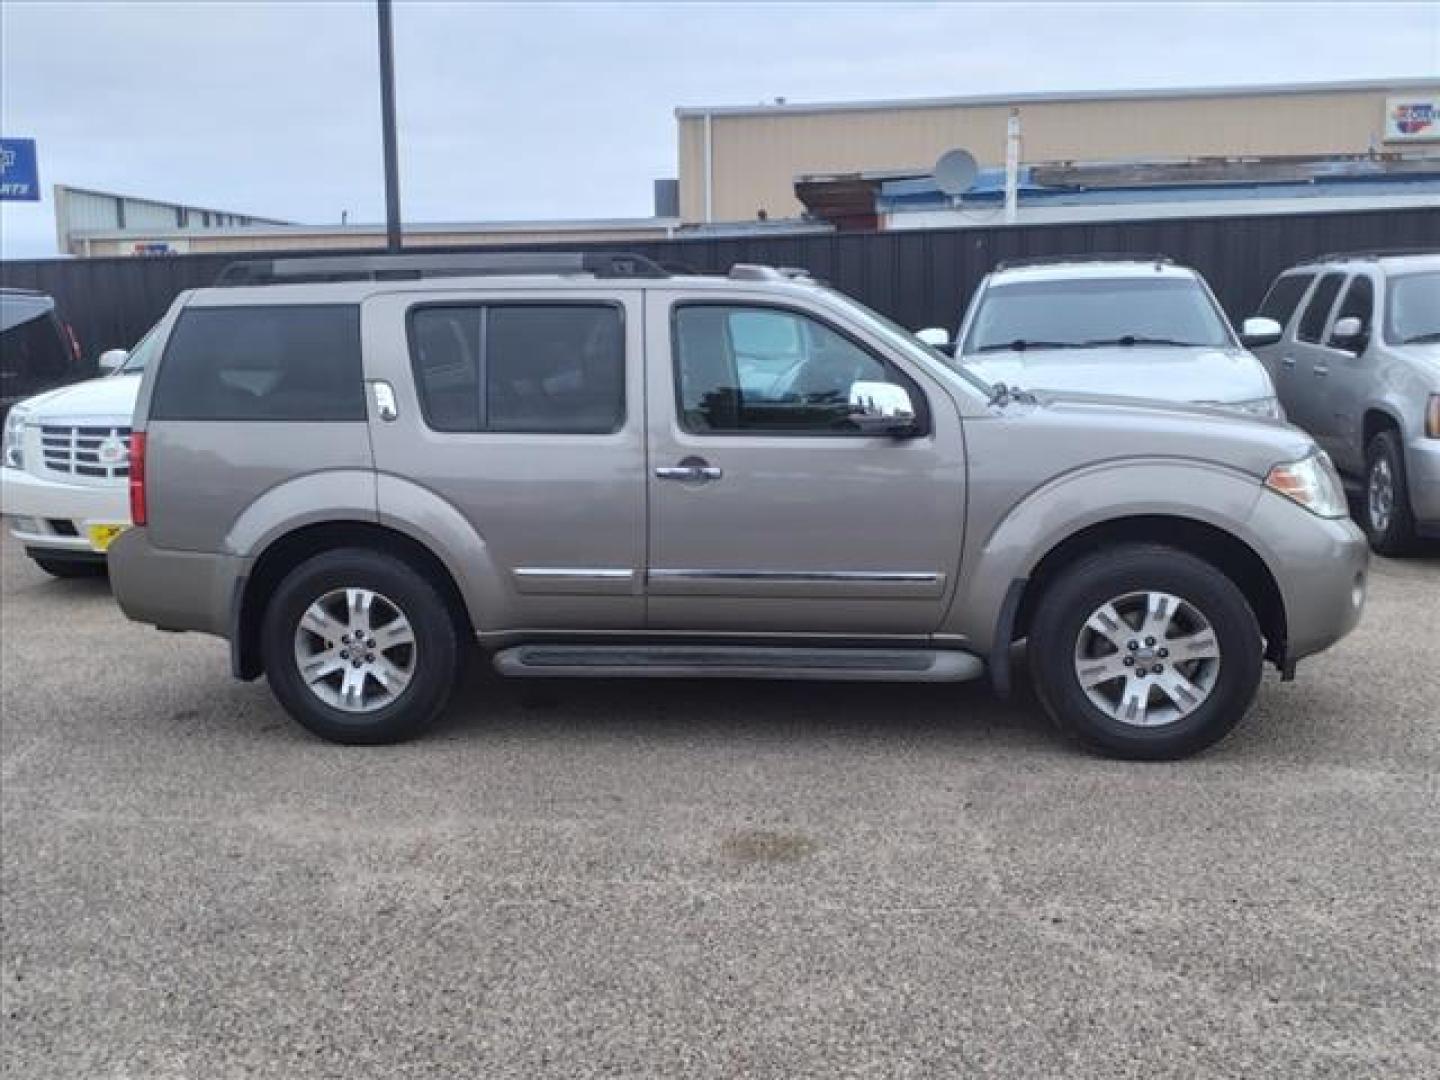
left=1029, top=545, right=1263, bottom=760
left=1362, top=430, right=1418, bottom=556
left=32, top=556, right=107, bottom=579
left=261, top=548, right=461, bottom=744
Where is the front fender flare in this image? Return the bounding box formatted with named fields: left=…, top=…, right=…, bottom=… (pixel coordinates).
left=950, top=459, right=1268, bottom=652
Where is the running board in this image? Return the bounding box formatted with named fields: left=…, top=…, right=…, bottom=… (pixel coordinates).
left=491, top=644, right=985, bottom=682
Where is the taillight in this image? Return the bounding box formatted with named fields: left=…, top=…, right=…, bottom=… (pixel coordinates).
left=64, top=322, right=81, bottom=362
left=1427, top=395, right=1440, bottom=440
left=129, top=432, right=147, bottom=526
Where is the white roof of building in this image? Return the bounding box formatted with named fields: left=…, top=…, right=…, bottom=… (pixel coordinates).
left=676, top=77, right=1438, bottom=119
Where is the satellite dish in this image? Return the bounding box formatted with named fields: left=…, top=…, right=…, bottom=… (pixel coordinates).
left=933, top=148, right=979, bottom=195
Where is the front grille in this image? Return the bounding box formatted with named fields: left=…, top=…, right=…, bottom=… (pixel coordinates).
left=40, top=424, right=131, bottom=480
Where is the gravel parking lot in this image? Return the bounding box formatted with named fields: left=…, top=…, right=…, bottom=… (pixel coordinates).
left=1, top=528, right=1437, bottom=1079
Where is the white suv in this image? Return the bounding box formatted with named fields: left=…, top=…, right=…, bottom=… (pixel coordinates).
left=0, top=337, right=151, bottom=577
left=926, top=256, right=1284, bottom=420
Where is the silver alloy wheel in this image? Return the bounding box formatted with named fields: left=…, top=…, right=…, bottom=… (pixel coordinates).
left=1368, top=454, right=1394, bottom=534
left=1073, top=590, right=1222, bottom=728
left=293, top=587, right=417, bottom=713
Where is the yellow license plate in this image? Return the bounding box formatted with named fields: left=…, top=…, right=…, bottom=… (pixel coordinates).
left=87, top=524, right=128, bottom=552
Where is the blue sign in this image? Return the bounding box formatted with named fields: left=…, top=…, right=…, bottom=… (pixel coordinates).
left=0, top=138, right=40, bottom=201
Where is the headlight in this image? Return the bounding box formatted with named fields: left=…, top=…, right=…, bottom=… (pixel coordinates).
left=2, top=408, right=28, bottom=469
left=1265, top=450, right=1348, bottom=519
left=1227, top=396, right=1284, bottom=420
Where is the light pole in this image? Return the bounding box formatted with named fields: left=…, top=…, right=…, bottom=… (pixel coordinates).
left=376, top=0, right=402, bottom=252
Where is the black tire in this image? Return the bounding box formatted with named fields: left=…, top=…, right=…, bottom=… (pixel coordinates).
left=1029, top=544, right=1263, bottom=761
left=1361, top=430, right=1419, bottom=557
left=32, top=556, right=107, bottom=579
left=261, top=547, right=461, bottom=745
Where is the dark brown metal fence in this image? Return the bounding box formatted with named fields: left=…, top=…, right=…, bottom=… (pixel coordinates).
left=2, top=207, right=1435, bottom=358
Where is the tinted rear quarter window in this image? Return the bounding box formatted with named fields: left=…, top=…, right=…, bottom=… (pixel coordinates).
left=151, top=305, right=365, bottom=421
left=1295, top=273, right=1345, bottom=344
left=0, top=311, right=71, bottom=385
left=1258, top=273, right=1314, bottom=329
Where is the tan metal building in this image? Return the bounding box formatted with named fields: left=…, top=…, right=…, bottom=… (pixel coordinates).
left=676, top=78, right=1440, bottom=223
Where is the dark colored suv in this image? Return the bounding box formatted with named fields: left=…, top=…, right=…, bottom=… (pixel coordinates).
left=1, top=289, right=86, bottom=422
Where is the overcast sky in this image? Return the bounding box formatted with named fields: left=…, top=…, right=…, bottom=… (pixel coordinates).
left=2, top=1, right=1436, bottom=258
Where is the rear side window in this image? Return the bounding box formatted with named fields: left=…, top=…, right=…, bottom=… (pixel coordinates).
left=151, top=305, right=364, bottom=421
left=1295, top=273, right=1345, bottom=344
left=0, top=311, right=71, bottom=384
left=408, top=304, right=624, bottom=434
left=1257, top=273, right=1314, bottom=329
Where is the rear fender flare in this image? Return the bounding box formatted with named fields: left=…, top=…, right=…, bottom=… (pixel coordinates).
left=371, top=473, right=502, bottom=633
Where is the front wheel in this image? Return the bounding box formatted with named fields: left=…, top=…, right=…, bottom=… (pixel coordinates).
left=1029, top=545, right=1264, bottom=760
left=261, top=548, right=462, bottom=744
left=1362, top=430, right=1418, bottom=556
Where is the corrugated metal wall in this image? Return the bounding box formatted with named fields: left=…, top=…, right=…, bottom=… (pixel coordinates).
left=2, top=207, right=1435, bottom=356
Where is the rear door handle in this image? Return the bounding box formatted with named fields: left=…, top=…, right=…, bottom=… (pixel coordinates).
left=1281, top=356, right=1296, bottom=369
left=1313, top=364, right=1330, bottom=377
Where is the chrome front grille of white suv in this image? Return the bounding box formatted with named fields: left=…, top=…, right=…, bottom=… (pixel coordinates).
left=39, top=424, right=131, bottom=480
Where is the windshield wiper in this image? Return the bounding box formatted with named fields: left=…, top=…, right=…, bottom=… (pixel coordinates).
left=1081, top=335, right=1205, bottom=347
left=987, top=381, right=1037, bottom=408
left=1400, top=331, right=1440, bottom=344
left=976, top=339, right=1078, bottom=352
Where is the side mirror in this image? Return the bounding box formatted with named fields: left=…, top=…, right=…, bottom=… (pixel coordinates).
left=1330, top=316, right=1366, bottom=351
left=1239, top=317, right=1282, bottom=348
left=915, top=327, right=951, bottom=348
left=849, top=381, right=919, bottom=436
left=98, top=348, right=128, bottom=374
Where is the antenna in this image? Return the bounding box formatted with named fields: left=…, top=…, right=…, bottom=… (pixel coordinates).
left=933, top=148, right=979, bottom=195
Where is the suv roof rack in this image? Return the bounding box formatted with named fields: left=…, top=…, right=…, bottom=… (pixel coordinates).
left=727, top=263, right=818, bottom=283
left=995, top=253, right=1174, bottom=272
left=1306, top=247, right=1440, bottom=264
left=214, top=251, right=670, bottom=286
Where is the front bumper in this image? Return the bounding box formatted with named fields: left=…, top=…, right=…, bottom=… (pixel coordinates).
left=1404, top=436, right=1440, bottom=531
left=0, top=465, right=129, bottom=555
left=1249, top=491, right=1369, bottom=666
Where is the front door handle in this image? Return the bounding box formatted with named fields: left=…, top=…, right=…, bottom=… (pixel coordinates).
left=1313, top=364, right=1330, bottom=378
left=655, top=458, right=723, bottom=482
left=1281, top=356, right=1296, bottom=369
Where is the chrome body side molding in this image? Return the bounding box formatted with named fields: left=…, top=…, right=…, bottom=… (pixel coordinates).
left=645, top=568, right=945, bottom=599
left=512, top=568, right=638, bottom=596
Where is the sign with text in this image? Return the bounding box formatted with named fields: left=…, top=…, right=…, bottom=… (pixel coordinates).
left=0, top=138, right=40, bottom=201
left=1384, top=96, right=1439, bottom=143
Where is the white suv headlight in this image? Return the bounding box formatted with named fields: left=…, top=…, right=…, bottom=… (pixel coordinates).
left=2, top=407, right=28, bottom=469
left=1265, top=450, right=1348, bottom=519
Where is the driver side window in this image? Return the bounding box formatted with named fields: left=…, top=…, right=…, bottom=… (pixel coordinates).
left=673, top=304, right=899, bottom=434
left=1327, top=275, right=1374, bottom=347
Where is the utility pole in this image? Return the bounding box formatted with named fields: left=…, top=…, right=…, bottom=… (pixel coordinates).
left=376, top=0, right=402, bottom=252
left=1004, top=108, right=1021, bottom=225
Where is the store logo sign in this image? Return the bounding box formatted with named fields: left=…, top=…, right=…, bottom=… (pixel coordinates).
left=1385, top=96, right=1439, bottom=142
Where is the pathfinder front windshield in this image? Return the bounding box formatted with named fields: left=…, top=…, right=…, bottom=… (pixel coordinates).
left=965, top=276, right=1233, bottom=353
